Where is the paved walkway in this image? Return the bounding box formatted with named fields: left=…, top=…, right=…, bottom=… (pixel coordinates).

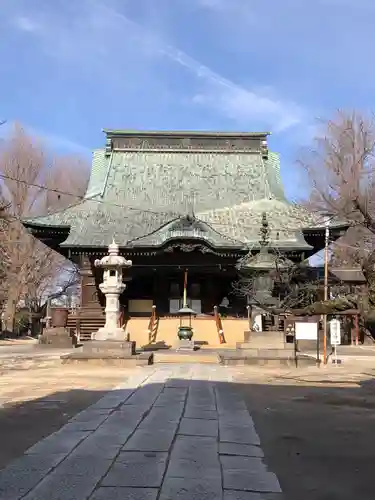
left=0, top=364, right=283, bottom=500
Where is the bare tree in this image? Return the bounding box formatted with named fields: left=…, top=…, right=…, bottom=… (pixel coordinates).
left=0, top=123, right=89, bottom=331
left=298, top=110, right=375, bottom=317
left=233, top=257, right=324, bottom=315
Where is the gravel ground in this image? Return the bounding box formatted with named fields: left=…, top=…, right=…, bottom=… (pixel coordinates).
left=235, top=362, right=375, bottom=500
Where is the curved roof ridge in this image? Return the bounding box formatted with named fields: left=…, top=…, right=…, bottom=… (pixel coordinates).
left=127, top=215, right=182, bottom=244
left=84, top=148, right=108, bottom=199
left=128, top=213, right=245, bottom=248
left=265, top=151, right=286, bottom=200
left=260, top=155, right=271, bottom=199
left=197, top=196, right=293, bottom=216
left=193, top=215, right=244, bottom=245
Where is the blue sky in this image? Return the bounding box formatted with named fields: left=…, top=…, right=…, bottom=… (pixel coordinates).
left=0, top=0, right=374, bottom=199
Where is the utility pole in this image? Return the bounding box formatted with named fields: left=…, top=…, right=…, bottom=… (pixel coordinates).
left=323, top=218, right=330, bottom=364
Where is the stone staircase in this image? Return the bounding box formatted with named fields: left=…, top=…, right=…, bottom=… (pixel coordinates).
left=154, top=350, right=220, bottom=364
left=67, top=308, right=105, bottom=342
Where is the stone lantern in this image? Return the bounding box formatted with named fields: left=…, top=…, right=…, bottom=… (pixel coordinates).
left=236, top=213, right=293, bottom=352
left=61, top=241, right=153, bottom=364
left=92, top=240, right=132, bottom=341
left=238, top=213, right=292, bottom=308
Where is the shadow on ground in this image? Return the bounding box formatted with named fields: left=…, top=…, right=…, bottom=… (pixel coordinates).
left=0, top=368, right=375, bottom=499
left=0, top=387, right=111, bottom=470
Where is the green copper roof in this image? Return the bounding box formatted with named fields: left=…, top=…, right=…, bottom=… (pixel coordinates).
left=85, top=149, right=108, bottom=198
left=198, top=198, right=319, bottom=249
left=24, top=140, right=331, bottom=250
left=130, top=214, right=241, bottom=248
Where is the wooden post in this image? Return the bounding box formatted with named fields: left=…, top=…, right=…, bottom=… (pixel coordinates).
left=350, top=316, right=355, bottom=345
left=355, top=314, right=359, bottom=345
left=183, top=269, right=188, bottom=308
left=246, top=304, right=251, bottom=331
left=76, top=309, right=81, bottom=344
left=323, top=219, right=330, bottom=364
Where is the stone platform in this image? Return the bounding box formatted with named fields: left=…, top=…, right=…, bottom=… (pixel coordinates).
left=238, top=330, right=286, bottom=350
left=226, top=330, right=318, bottom=367
left=0, top=364, right=283, bottom=499
left=38, top=328, right=75, bottom=348
left=219, top=351, right=318, bottom=367
left=82, top=340, right=136, bottom=356
left=61, top=340, right=153, bottom=366
left=61, top=351, right=153, bottom=367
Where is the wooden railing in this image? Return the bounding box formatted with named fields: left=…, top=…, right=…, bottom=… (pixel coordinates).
left=76, top=311, right=81, bottom=343
left=148, top=305, right=158, bottom=343
left=214, top=306, right=226, bottom=344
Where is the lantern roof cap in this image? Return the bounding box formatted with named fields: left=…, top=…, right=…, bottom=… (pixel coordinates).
left=176, top=306, right=197, bottom=316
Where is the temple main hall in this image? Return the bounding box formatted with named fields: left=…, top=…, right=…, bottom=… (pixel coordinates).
left=24, top=130, right=347, bottom=347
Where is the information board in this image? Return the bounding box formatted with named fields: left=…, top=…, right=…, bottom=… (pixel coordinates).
left=330, top=319, right=341, bottom=345
left=295, top=322, right=318, bottom=340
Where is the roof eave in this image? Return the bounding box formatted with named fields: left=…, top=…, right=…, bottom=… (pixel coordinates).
left=22, top=221, right=71, bottom=250
left=303, top=222, right=350, bottom=231
left=23, top=220, right=71, bottom=231
left=103, top=129, right=271, bottom=139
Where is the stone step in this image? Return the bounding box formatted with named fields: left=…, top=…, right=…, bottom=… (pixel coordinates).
left=219, top=353, right=318, bottom=367
left=237, top=341, right=287, bottom=350
left=235, top=347, right=295, bottom=357
left=154, top=351, right=220, bottom=364
left=237, top=344, right=295, bottom=357
left=61, top=351, right=153, bottom=366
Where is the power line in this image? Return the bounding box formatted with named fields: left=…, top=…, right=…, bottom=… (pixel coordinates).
left=0, top=171, right=353, bottom=235
left=0, top=173, right=179, bottom=218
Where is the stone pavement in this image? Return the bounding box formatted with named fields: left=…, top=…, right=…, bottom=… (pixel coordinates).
left=0, top=364, right=283, bottom=500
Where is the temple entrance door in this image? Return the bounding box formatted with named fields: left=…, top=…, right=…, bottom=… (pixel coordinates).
left=168, top=281, right=202, bottom=314
left=169, top=298, right=202, bottom=314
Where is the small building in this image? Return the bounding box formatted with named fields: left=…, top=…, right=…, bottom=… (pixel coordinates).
left=23, top=130, right=348, bottom=346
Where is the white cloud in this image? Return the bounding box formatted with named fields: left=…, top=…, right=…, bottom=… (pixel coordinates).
left=193, top=87, right=303, bottom=132
left=194, top=0, right=252, bottom=15
left=13, top=15, right=40, bottom=33
left=36, top=130, right=91, bottom=155
left=5, top=0, right=304, bottom=133
left=0, top=122, right=90, bottom=156
left=98, top=3, right=303, bottom=131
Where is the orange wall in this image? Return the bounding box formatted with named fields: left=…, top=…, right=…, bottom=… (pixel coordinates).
left=125, top=317, right=247, bottom=349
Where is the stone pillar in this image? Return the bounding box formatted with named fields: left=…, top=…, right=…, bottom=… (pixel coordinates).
left=103, top=292, right=121, bottom=331
left=91, top=241, right=132, bottom=341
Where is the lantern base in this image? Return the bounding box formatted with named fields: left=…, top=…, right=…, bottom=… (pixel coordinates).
left=92, top=327, right=126, bottom=341
left=176, top=339, right=195, bottom=351
left=82, top=340, right=136, bottom=356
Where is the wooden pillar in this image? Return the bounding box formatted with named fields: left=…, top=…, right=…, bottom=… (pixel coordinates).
left=203, top=274, right=217, bottom=314
left=154, top=271, right=169, bottom=315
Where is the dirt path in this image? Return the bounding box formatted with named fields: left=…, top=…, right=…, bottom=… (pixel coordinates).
left=236, top=364, right=375, bottom=500
left=0, top=363, right=134, bottom=469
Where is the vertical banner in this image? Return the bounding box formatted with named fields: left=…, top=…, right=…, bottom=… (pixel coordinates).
left=183, top=269, right=188, bottom=308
